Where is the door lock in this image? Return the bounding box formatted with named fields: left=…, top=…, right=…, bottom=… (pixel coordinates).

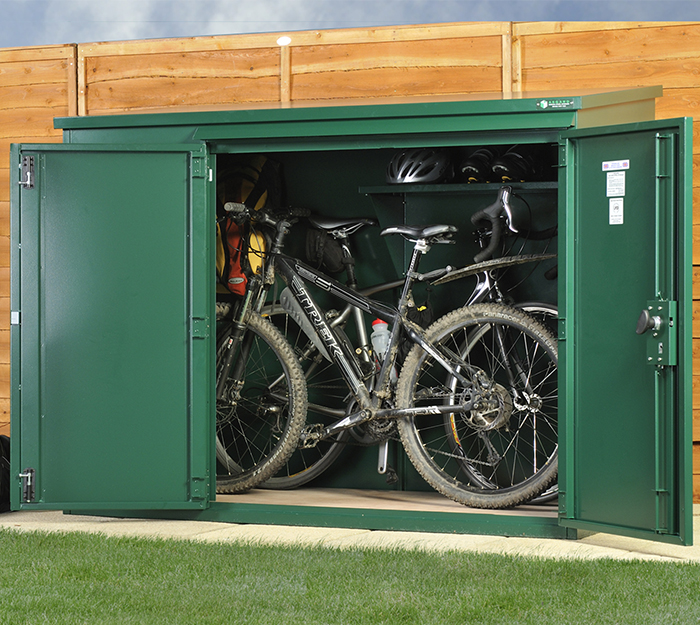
left=636, top=309, right=662, bottom=335
left=637, top=301, right=677, bottom=366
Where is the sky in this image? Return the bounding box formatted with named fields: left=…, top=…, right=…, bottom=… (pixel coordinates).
left=2, top=0, right=700, bottom=49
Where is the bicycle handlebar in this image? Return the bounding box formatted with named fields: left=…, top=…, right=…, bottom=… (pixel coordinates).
left=469, top=186, right=516, bottom=264
left=224, top=202, right=312, bottom=225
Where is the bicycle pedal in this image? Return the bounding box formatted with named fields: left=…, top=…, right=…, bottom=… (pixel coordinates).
left=385, top=466, right=399, bottom=485
left=299, top=423, right=325, bottom=448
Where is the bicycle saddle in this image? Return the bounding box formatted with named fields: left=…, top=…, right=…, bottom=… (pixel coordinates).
left=307, top=216, right=378, bottom=231
left=380, top=224, right=457, bottom=240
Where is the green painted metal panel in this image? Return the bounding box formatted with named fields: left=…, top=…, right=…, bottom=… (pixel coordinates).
left=558, top=119, right=693, bottom=545
left=71, top=502, right=575, bottom=539
left=10, top=143, right=215, bottom=511
left=54, top=87, right=661, bottom=133
left=56, top=88, right=661, bottom=150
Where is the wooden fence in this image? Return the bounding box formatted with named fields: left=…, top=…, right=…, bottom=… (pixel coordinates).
left=0, top=44, right=76, bottom=436
left=1, top=21, right=698, bottom=499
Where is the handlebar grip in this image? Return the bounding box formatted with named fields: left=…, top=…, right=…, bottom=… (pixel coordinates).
left=472, top=212, right=502, bottom=263
left=289, top=207, right=311, bottom=217
left=224, top=202, right=248, bottom=214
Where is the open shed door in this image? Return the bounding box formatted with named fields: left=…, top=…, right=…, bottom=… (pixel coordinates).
left=559, top=119, right=693, bottom=545
left=10, top=143, right=214, bottom=511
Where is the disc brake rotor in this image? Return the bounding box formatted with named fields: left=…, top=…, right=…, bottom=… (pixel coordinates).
left=463, top=382, right=513, bottom=431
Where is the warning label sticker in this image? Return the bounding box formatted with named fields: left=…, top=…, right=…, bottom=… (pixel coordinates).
left=609, top=198, right=624, bottom=225
left=606, top=171, right=626, bottom=197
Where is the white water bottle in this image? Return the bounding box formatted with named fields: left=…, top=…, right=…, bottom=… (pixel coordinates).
left=370, top=319, right=390, bottom=362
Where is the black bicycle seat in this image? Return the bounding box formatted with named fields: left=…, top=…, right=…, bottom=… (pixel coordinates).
left=308, top=216, right=377, bottom=231
left=380, top=224, right=457, bottom=240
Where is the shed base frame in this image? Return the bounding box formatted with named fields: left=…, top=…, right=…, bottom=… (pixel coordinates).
left=67, top=488, right=576, bottom=540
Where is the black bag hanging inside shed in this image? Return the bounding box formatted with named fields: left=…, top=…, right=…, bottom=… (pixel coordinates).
left=215, top=155, right=281, bottom=296
left=0, top=435, right=10, bottom=513
left=305, top=228, right=346, bottom=274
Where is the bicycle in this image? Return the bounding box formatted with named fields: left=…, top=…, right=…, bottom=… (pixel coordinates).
left=261, top=215, right=452, bottom=490
left=263, top=187, right=559, bottom=500
left=215, top=196, right=558, bottom=509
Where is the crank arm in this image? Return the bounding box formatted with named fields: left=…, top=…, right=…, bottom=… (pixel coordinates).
left=374, top=402, right=474, bottom=420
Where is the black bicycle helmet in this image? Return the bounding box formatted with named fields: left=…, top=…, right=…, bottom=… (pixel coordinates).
left=386, top=148, right=453, bottom=184
left=458, top=146, right=502, bottom=183
left=490, top=146, right=538, bottom=182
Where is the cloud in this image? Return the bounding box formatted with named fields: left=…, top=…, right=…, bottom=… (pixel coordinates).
left=2, top=0, right=700, bottom=49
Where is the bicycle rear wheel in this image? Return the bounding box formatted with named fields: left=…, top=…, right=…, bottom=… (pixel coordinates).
left=515, top=301, right=559, bottom=505
left=216, top=312, right=307, bottom=493
left=396, top=303, right=558, bottom=509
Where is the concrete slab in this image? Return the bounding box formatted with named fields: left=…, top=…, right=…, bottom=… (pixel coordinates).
left=1, top=506, right=699, bottom=562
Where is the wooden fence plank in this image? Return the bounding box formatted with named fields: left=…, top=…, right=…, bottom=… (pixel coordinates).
left=291, top=37, right=503, bottom=73
left=0, top=171, right=8, bottom=203
left=0, top=111, right=64, bottom=140
left=0, top=243, right=9, bottom=270
left=0, top=331, right=8, bottom=364
left=0, top=203, right=8, bottom=238
left=522, top=58, right=700, bottom=92
left=656, top=87, right=700, bottom=117
left=76, top=22, right=510, bottom=58
left=0, top=364, right=9, bottom=398
left=501, top=27, right=512, bottom=93
left=280, top=46, right=291, bottom=103
left=86, top=75, right=281, bottom=114
left=86, top=48, right=281, bottom=82
left=0, top=44, right=76, bottom=64
left=520, top=23, right=700, bottom=69
left=0, top=58, right=73, bottom=89
left=0, top=83, right=71, bottom=113
left=291, top=65, right=502, bottom=101
left=513, top=21, right=685, bottom=36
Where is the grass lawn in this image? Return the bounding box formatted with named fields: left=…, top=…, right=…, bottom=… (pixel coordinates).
left=0, top=528, right=698, bottom=624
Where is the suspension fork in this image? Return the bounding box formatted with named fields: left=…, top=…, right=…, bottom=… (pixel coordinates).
left=215, top=275, right=263, bottom=401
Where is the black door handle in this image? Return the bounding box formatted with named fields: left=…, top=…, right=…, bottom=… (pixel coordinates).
left=636, top=309, right=661, bottom=335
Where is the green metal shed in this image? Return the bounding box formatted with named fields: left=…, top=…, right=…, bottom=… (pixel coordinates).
left=9, top=86, right=694, bottom=544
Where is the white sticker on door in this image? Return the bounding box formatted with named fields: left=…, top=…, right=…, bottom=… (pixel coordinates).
left=609, top=198, right=624, bottom=225
left=602, top=159, right=630, bottom=171
left=606, top=171, right=626, bottom=197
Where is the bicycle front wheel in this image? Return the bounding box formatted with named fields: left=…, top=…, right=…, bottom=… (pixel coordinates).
left=216, top=312, right=308, bottom=493
left=260, top=305, right=354, bottom=489
left=396, top=303, right=558, bottom=509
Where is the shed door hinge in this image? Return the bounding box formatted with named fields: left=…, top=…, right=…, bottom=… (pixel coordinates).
left=191, top=317, right=210, bottom=339
left=191, top=157, right=206, bottom=178
left=190, top=476, right=208, bottom=501
left=19, top=155, right=35, bottom=189
left=557, top=143, right=567, bottom=168
left=19, top=468, right=36, bottom=503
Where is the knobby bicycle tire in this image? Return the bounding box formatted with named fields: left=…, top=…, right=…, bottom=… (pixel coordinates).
left=396, top=303, right=558, bottom=509
left=259, top=305, right=356, bottom=489
left=216, top=311, right=308, bottom=493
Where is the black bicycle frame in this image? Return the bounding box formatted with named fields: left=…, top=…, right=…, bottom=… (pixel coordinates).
left=272, top=252, right=479, bottom=439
